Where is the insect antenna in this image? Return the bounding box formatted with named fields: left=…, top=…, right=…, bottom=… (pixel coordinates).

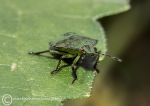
left=101, top=53, right=122, bottom=62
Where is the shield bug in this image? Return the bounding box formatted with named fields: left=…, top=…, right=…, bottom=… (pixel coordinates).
left=28, top=32, right=122, bottom=84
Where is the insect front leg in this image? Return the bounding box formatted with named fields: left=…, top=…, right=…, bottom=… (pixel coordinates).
left=51, top=54, right=75, bottom=74
left=94, top=53, right=100, bottom=73
left=71, top=65, right=79, bottom=84
left=94, top=62, right=100, bottom=73
left=71, top=55, right=80, bottom=84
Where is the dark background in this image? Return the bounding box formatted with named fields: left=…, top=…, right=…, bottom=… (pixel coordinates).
left=65, top=0, right=150, bottom=106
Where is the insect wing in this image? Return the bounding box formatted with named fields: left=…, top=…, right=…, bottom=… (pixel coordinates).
left=54, top=35, right=98, bottom=50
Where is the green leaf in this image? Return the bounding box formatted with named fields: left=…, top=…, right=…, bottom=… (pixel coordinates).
left=0, top=0, right=130, bottom=105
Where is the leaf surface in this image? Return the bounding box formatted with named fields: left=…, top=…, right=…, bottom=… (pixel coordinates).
left=0, top=0, right=130, bottom=105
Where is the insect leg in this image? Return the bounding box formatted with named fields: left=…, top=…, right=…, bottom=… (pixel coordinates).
left=95, top=68, right=100, bottom=73
left=58, top=64, right=70, bottom=71
left=51, top=54, right=75, bottom=74
left=28, top=50, right=49, bottom=55
left=94, top=62, right=100, bottom=73
left=51, top=57, right=62, bottom=74
left=71, top=65, right=79, bottom=84
left=49, top=50, right=65, bottom=55
left=71, top=55, right=80, bottom=84
left=94, top=52, right=100, bottom=73
left=51, top=64, right=70, bottom=74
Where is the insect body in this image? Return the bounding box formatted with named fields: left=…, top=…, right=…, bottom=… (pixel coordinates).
left=29, top=32, right=121, bottom=84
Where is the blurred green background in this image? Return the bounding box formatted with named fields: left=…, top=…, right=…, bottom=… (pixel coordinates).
left=64, top=0, right=150, bottom=106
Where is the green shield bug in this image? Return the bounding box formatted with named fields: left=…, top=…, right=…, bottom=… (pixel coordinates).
left=29, top=32, right=122, bottom=84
